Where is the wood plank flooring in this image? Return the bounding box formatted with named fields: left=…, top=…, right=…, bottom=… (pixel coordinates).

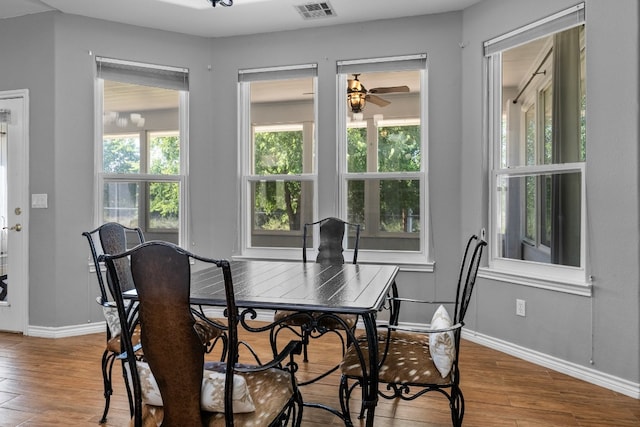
left=0, top=323, right=638, bottom=426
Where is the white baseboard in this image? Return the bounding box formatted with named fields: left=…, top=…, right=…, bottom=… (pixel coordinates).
left=462, top=329, right=640, bottom=399
left=28, top=321, right=105, bottom=338
left=28, top=313, right=640, bottom=400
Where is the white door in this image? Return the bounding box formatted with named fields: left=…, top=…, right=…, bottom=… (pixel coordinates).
left=0, top=90, right=29, bottom=333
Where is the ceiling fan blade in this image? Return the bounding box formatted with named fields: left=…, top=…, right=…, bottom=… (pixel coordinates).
left=366, top=94, right=391, bottom=107
left=369, top=85, right=410, bottom=94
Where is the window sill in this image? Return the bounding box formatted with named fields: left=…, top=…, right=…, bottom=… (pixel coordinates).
left=478, top=267, right=592, bottom=296
left=233, top=252, right=434, bottom=273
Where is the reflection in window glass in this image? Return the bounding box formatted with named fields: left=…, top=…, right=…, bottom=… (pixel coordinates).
left=103, top=182, right=139, bottom=227
left=498, top=173, right=581, bottom=267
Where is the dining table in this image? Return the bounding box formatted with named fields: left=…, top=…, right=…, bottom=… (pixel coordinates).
left=124, top=259, right=399, bottom=426
left=191, top=259, right=399, bottom=427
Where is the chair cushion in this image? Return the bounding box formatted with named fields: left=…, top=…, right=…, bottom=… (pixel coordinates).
left=340, top=330, right=451, bottom=386
left=274, top=310, right=357, bottom=330
left=133, top=367, right=294, bottom=427
left=206, top=368, right=293, bottom=426
left=102, top=304, right=121, bottom=337
left=125, top=360, right=256, bottom=413
left=194, top=318, right=224, bottom=343
left=429, top=305, right=455, bottom=378
left=106, top=324, right=142, bottom=354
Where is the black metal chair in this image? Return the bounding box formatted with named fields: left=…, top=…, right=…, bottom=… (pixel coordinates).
left=83, top=222, right=226, bottom=423
left=0, top=274, right=7, bottom=301
left=302, top=217, right=360, bottom=265
left=82, top=222, right=146, bottom=423
left=102, top=241, right=304, bottom=427
left=339, top=235, right=486, bottom=427
left=272, top=217, right=361, bottom=378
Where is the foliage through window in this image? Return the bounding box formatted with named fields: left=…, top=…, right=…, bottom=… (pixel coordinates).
left=96, top=57, right=188, bottom=244
left=253, top=126, right=304, bottom=232
left=339, top=55, right=427, bottom=259
left=239, top=65, right=317, bottom=253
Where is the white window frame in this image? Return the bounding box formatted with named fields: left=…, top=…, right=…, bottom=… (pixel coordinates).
left=237, top=64, right=318, bottom=260
left=337, top=54, right=431, bottom=270
left=482, top=3, right=590, bottom=295
left=94, top=57, right=189, bottom=245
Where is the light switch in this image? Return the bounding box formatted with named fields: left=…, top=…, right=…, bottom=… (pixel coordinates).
left=31, top=193, right=48, bottom=209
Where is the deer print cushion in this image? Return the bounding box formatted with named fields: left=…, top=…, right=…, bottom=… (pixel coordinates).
left=125, top=360, right=256, bottom=413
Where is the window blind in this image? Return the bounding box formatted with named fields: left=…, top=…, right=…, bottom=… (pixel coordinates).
left=238, top=63, right=317, bottom=82
left=96, top=56, right=189, bottom=91
left=484, top=3, right=585, bottom=56
left=337, top=54, right=427, bottom=75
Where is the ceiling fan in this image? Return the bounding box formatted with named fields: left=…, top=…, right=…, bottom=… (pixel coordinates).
left=347, top=74, right=410, bottom=113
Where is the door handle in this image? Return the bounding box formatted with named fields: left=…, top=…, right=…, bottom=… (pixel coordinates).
left=2, top=224, right=21, bottom=232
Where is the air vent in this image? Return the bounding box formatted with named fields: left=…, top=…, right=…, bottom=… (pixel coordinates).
left=295, top=2, right=337, bottom=20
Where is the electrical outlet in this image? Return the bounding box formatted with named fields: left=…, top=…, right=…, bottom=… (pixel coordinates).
left=516, top=299, right=526, bottom=317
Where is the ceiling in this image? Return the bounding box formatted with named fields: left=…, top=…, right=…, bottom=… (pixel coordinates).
left=2, top=0, right=483, bottom=38
left=10, top=1, right=541, bottom=114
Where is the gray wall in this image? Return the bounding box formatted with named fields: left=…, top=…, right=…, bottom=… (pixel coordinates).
left=461, top=0, right=640, bottom=383
left=0, top=0, right=637, bottom=385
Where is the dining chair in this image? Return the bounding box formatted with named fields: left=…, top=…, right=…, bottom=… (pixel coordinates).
left=339, top=235, right=486, bottom=427
left=97, top=223, right=225, bottom=354
left=272, top=217, right=361, bottom=375
left=101, top=240, right=304, bottom=427
left=0, top=274, right=7, bottom=301
left=83, top=222, right=226, bottom=422
left=82, top=222, right=146, bottom=423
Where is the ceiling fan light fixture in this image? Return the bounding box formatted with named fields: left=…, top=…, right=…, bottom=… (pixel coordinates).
left=348, top=90, right=366, bottom=113
left=210, top=0, right=233, bottom=6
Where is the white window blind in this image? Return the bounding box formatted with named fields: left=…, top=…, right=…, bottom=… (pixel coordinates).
left=96, top=56, right=189, bottom=91
left=238, top=63, right=317, bottom=82
left=337, top=54, right=427, bottom=74
left=484, top=3, right=585, bottom=56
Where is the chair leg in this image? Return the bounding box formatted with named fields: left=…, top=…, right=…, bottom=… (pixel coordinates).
left=100, top=350, right=116, bottom=424
left=121, top=359, right=135, bottom=416
left=450, top=386, right=465, bottom=427
left=302, top=328, right=310, bottom=363
left=338, top=376, right=355, bottom=427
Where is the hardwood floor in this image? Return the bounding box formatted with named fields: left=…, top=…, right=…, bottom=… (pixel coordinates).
left=0, top=324, right=638, bottom=426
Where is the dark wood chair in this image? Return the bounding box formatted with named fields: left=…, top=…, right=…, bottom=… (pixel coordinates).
left=339, top=235, right=486, bottom=427
left=272, top=217, right=361, bottom=378
left=102, top=241, right=304, bottom=427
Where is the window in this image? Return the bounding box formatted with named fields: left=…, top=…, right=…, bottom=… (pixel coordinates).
left=96, top=57, right=188, bottom=244
left=338, top=55, right=429, bottom=266
left=485, top=3, right=587, bottom=287
left=238, top=64, right=317, bottom=257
